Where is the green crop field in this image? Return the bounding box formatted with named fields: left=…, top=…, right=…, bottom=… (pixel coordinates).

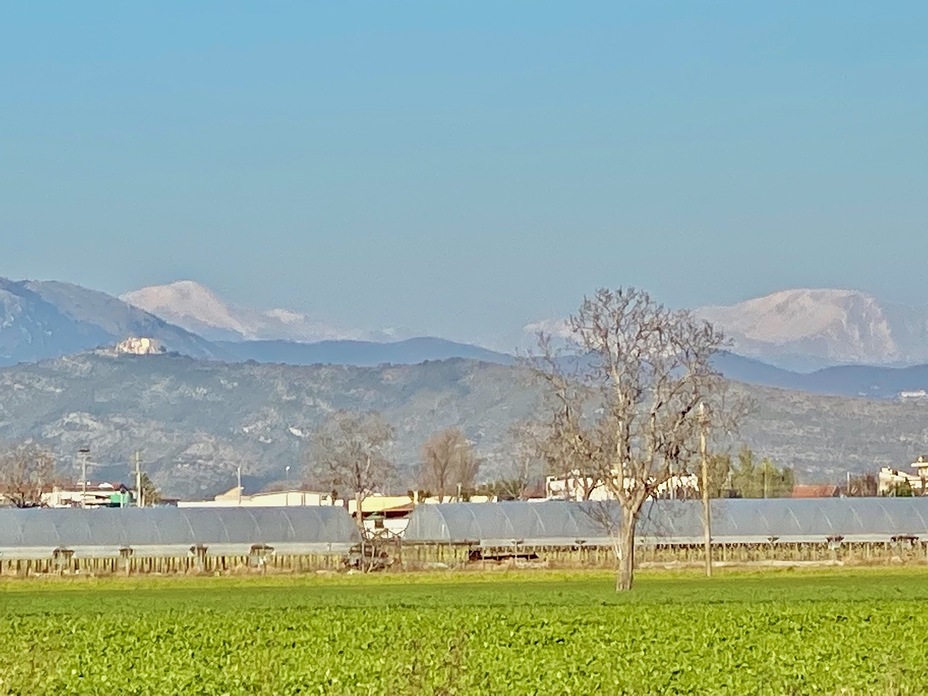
left=1, top=568, right=927, bottom=694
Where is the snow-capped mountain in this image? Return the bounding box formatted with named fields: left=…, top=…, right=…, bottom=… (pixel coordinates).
left=696, top=289, right=928, bottom=371
left=121, top=281, right=371, bottom=343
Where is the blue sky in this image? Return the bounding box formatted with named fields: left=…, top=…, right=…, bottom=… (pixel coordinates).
left=2, top=3, right=926, bottom=349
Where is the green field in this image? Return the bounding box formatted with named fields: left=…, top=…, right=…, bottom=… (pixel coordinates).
left=1, top=568, right=927, bottom=694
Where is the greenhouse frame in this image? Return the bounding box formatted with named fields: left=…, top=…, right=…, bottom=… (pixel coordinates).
left=403, top=498, right=928, bottom=546
left=0, top=506, right=360, bottom=559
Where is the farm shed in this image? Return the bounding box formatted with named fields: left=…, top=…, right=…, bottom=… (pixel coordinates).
left=403, top=498, right=928, bottom=546
left=0, top=506, right=360, bottom=560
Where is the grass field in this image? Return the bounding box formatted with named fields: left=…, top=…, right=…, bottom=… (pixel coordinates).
left=1, top=568, right=927, bottom=694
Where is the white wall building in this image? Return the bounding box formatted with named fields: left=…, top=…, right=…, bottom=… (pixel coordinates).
left=545, top=471, right=700, bottom=501
left=177, top=487, right=336, bottom=508
left=879, top=457, right=928, bottom=495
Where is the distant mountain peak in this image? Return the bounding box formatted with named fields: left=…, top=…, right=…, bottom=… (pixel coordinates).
left=122, top=280, right=373, bottom=344
left=695, top=288, right=923, bottom=370
left=122, top=281, right=255, bottom=339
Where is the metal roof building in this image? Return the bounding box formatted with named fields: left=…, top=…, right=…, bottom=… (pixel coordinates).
left=404, top=498, right=928, bottom=546
left=0, top=507, right=360, bottom=559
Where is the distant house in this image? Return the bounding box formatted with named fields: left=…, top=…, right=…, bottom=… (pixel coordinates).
left=545, top=471, right=700, bottom=501
left=43, top=482, right=134, bottom=508
left=878, top=458, right=928, bottom=496
left=791, top=484, right=840, bottom=498
left=178, top=487, right=336, bottom=508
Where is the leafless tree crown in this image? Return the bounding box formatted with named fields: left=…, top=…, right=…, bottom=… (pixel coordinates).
left=0, top=442, right=58, bottom=508
left=418, top=428, right=480, bottom=502
left=304, top=410, right=396, bottom=503
left=525, top=287, right=731, bottom=590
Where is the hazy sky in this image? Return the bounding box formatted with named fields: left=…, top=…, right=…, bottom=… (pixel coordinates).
left=2, top=3, right=926, bottom=349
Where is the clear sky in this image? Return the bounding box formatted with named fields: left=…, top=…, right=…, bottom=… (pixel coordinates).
left=2, top=3, right=926, bottom=349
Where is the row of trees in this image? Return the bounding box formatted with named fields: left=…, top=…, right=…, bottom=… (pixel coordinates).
left=702, top=449, right=795, bottom=499
left=303, top=412, right=484, bottom=511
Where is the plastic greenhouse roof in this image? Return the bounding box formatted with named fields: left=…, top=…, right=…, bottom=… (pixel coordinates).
left=402, top=498, right=928, bottom=546
left=0, top=506, right=360, bottom=559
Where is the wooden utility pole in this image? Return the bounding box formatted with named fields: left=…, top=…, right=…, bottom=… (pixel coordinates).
left=700, top=403, right=712, bottom=578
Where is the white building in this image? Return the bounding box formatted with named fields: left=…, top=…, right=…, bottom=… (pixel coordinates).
left=878, top=457, right=928, bottom=495
left=177, top=487, right=336, bottom=508
left=43, top=482, right=133, bottom=508
left=545, top=471, right=700, bottom=501
left=115, top=336, right=164, bottom=355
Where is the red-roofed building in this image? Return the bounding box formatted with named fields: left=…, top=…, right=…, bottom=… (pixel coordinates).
left=791, top=484, right=840, bottom=498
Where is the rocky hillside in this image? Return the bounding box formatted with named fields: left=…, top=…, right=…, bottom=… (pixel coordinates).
left=0, top=353, right=925, bottom=498
left=0, top=353, right=537, bottom=497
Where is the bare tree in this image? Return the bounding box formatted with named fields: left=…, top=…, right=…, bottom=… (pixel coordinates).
left=526, top=287, right=729, bottom=591
left=418, top=428, right=480, bottom=502
left=494, top=422, right=547, bottom=500
left=304, top=411, right=396, bottom=529
left=139, top=473, right=163, bottom=506
left=847, top=472, right=878, bottom=497
left=0, top=442, right=58, bottom=508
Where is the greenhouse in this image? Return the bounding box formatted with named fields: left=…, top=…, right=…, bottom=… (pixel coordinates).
left=0, top=506, right=360, bottom=559
left=403, top=498, right=928, bottom=546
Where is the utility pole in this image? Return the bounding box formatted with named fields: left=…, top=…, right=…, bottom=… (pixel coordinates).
left=134, top=451, right=142, bottom=508
left=699, top=403, right=712, bottom=578
left=78, top=447, right=90, bottom=508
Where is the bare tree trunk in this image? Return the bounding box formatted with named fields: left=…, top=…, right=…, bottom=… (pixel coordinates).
left=616, top=507, right=638, bottom=592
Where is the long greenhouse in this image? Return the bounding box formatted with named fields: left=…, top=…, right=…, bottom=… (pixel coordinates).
left=0, top=506, right=360, bottom=560
left=403, top=498, right=928, bottom=547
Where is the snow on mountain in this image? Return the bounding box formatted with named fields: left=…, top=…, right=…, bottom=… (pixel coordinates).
left=121, top=281, right=369, bottom=343
left=695, top=289, right=928, bottom=370
left=121, top=281, right=251, bottom=340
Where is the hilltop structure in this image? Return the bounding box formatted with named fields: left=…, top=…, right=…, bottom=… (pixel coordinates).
left=115, top=337, right=165, bottom=355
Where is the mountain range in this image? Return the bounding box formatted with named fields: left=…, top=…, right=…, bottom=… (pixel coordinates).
left=0, top=277, right=504, bottom=369
left=8, top=276, right=928, bottom=399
